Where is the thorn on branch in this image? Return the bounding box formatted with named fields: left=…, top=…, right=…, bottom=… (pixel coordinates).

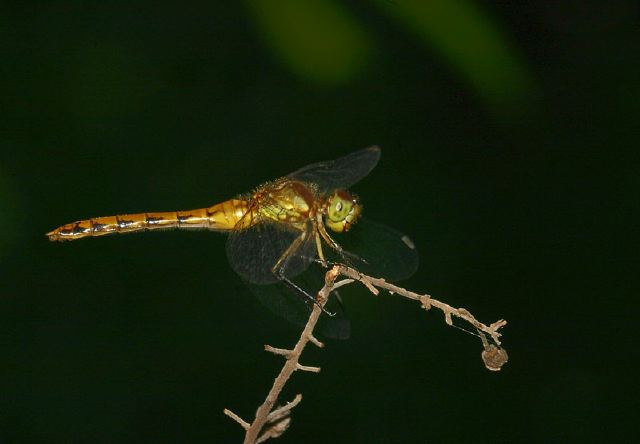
left=267, top=394, right=302, bottom=423
left=420, top=295, right=432, bottom=311
left=490, top=319, right=508, bottom=331
left=223, top=408, right=250, bottom=430
left=359, top=275, right=380, bottom=295
left=264, top=345, right=292, bottom=358
left=444, top=311, right=453, bottom=326
left=308, top=334, right=324, bottom=348
left=296, top=363, right=321, bottom=373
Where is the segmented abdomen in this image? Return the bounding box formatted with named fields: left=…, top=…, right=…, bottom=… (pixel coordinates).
left=46, top=199, right=251, bottom=241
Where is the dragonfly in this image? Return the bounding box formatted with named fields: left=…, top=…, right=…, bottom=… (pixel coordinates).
left=47, top=146, right=418, bottom=338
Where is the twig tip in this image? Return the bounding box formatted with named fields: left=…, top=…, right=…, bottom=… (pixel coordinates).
left=481, top=344, right=509, bottom=371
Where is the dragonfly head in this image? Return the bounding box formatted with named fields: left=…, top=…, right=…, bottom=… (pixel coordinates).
left=324, top=190, right=361, bottom=233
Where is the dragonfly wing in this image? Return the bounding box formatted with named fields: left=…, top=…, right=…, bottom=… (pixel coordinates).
left=228, top=219, right=350, bottom=339
left=243, top=217, right=416, bottom=339
left=226, top=219, right=317, bottom=284
left=287, top=146, right=381, bottom=193
left=332, top=217, right=419, bottom=282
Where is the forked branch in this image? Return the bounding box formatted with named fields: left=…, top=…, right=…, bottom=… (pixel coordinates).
left=224, top=265, right=508, bottom=443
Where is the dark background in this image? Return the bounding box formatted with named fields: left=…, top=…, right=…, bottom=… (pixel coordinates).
left=1, top=1, right=637, bottom=443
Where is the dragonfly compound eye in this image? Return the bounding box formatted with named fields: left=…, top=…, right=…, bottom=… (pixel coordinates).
left=325, top=190, right=361, bottom=233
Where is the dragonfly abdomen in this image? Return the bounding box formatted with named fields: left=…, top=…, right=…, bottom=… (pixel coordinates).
left=47, top=199, right=251, bottom=241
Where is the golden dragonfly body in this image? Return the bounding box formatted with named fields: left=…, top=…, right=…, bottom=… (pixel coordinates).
left=47, top=150, right=366, bottom=284
left=46, top=147, right=417, bottom=337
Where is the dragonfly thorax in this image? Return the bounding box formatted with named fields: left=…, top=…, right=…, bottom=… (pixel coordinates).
left=323, top=190, right=361, bottom=233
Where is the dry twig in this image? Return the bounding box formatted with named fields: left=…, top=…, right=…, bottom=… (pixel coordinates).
left=224, top=265, right=508, bottom=443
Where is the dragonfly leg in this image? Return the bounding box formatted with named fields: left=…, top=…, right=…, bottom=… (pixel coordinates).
left=315, top=214, right=367, bottom=266
left=314, top=232, right=328, bottom=268
left=275, top=269, right=336, bottom=317
left=313, top=241, right=366, bottom=270
left=271, top=229, right=335, bottom=316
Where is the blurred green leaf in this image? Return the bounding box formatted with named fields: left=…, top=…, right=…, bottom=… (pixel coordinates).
left=374, top=0, right=537, bottom=112
left=248, top=0, right=372, bottom=85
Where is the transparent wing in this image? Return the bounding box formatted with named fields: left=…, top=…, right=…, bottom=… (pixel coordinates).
left=287, top=146, right=381, bottom=193
left=226, top=218, right=317, bottom=284
left=225, top=206, right=349, bottom=337
left=331, top=217, right=419, bottom=282
left=243, top=216, right=417, bottom=339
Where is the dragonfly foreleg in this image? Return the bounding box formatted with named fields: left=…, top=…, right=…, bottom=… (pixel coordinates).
left=314, top=232, right=328, bottom=268
left=315, top=213, right=362, bottom=266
